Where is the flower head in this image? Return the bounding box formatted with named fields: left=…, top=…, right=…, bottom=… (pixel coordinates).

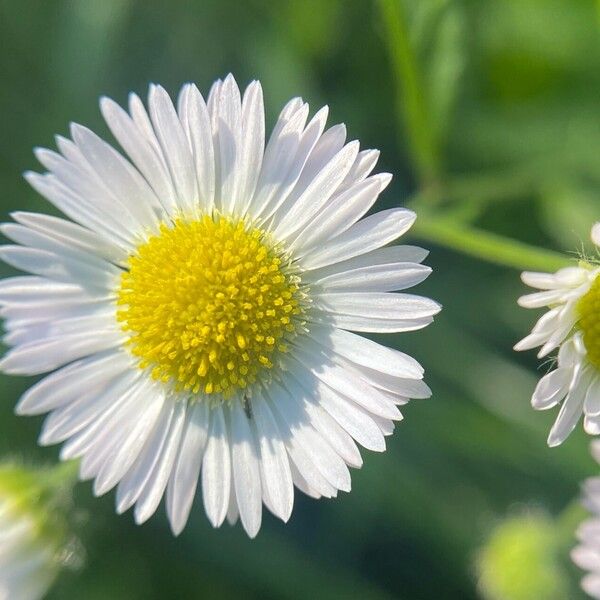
left=515, top=223, right=600, bottom=446
left=0, top=75, right=439, bottom=537
left=572, top=441, right=600, bottom=599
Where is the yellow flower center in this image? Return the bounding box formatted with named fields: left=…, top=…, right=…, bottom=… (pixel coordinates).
left=117, top=215, right=306, bottom=399
left=578, top=274, right=600, bottom=370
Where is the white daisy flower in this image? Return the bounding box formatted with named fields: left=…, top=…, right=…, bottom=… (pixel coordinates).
left=572, top=441, right=600, bottom=599
left=0, top=75, right=440, bottom=537
left=515, top=223, right=600, bottom=446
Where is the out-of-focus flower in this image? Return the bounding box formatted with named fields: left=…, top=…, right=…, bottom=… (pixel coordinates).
left=515, top=222, right=600, bottom=446
left=0, top=462, right=78, bottom=600
left=572, top=441, right=600, bottom=599
left=477, top=510, right=569, bottom=600
left=0, top=75, right=439, bottom=537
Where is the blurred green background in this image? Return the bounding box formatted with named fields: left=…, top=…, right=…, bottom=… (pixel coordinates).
left=1, top=0, right=599, bottom=598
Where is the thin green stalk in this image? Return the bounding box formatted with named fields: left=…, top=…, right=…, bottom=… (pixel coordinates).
left=412, top=217, right=573, bottom=272
left=377, top=0, right=440, bottom=186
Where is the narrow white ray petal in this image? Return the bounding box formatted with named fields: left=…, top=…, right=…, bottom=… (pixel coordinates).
left=183, top=85, right=215, bottom=213
left=0, top=329, right=123, bottom=375
left=336, top=149, right=381, bottom=193
left=251, top=393, right=294, bottom=522
left=251, top=103, right=310, bottom=218
left=238, top=80, right=265, bottom=216
left=70, top=123, right=162, bottom=230
left=0, top=246, right=120, bottom=292
left=517, top=289, right=569, bottom=308
left=230, top=402, right=262, bottom=537
left=267, top=380, right=351, bottom=492
left=304, top=245, right=429, bottom=282
left=226, top=471, right=239, bottom=526
left=78, top=378, right=154, bottom=481
left=24, top=171, right=133, bottom=250
left=0, top=275, right=104, bottom=306
left=34, top=148, right=142, bottom=242
left=300, top=208, right=416, bottom=270
left=291, top=175, right=390, bottom=254
left=273, top=141, right=359, bottom=240
left=166, top=401, right=210, bottom=536
left=289, top=367, right=386, bottom=451
left=264, top=385, right=336, bottom=497
left=313, top=313, right=434, bottom=333
left=292, top=348, right=401, bottom=420
left=94, top=382, right=165, bottom=496
left=38, top=369, right=139, bottom=447
left=585, top=375, right=600, bottom=417
left=0, top=223, right=121, bottom=276
left=215, top=74, right=243, bottom=215
left=100, top=95, right=178, bottom=215
left=547, top=369, right=588, bottom=447
left=148, top=84, right=197, bottom=214
left=532, top=367, right=571, bottom=410
left=315, top=292, right=440, bottom=321
left=202, top=406, right=231, bottom=527
left=313, top=262, right=431, bottom=293
left=10, top=212, right=126, bottom=266
left=15, top=350, right=132, bottom=415
left=116, top=397, right=176, bottom=513
left=284, top=375, right=362, bottom=468
left=288, top=461, right=323, bottom=499
left=134, top=399, right=187, bottom=524
left=309, top=326, right=424, bottom=379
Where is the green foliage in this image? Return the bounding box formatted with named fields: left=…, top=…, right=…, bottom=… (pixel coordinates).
left=0, top=0, right=598, bottom=598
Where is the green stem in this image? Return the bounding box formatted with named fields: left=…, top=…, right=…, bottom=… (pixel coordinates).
left=377, top=0, right=440, bottom=186
left=412, top=217, right=573, bottom=272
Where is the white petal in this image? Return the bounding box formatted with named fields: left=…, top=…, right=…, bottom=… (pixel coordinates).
left=100, top=95, right=178, bottom=216
left=182, top=85, right=215, bottom=213
left=148, top=84, right=197, bottom=214
left=24, top=171, right=132, bottom=250
left=292, top=349, right=401, bottom=420
left=134, top=399, right=187, bottom=524
left=251, top=103, right=311, bottom=218
left=532, top=367, right=571, bottom=410
left=214, top=74, right=243, bottom=214
left=94, top=382, right=165, bottom=495
left=285, top=375, right=362, bottom=468
left=0, top=330, right=123, bottom=375
left=547, top=370, right=588, bottom=446
left=251, top=393, right=294, bottom=522
left=300, top=208, right=416, bottom=270
left=585, top=375, right=600, bottom=417
left=272, top=141, right=359, bottom=240
left=269, top=380, right=350, bottom=492
left=0, top=245, right=120, bottom=292
left=291, top=175, right=391, bottom=254
left=237, top=81, right=265, bottom=216
left=202, top=406, right=231, bottom=527
left=39, top=368, right=139, bottom=446
left=315, top=292, right=441, bottom=321
left=166, top=401, right=210, bottom=535
left=305, top=245, right=429, bottom=281
left=115, top=397, right=176, bottom=513
left=70, top=123, right=161, bottom=230
left=230, top=402, right=262, bottom=538
left=309, top=326, right=423, bottom=379
left=9, top=212, right=126, bottom=266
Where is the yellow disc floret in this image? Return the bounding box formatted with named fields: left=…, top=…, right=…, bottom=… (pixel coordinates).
left=117, top=215, right=305, bottom=399
left=578, top=274, right=600, bottom=370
